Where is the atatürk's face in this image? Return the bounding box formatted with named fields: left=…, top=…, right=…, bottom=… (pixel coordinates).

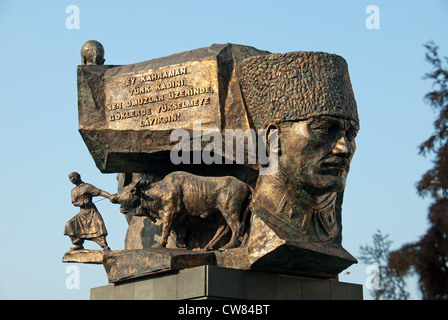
left=278, top=116, right=359, bottom=196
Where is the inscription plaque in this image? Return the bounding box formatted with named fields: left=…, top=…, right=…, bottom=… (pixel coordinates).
left=104, top=58, right=220, bottom=131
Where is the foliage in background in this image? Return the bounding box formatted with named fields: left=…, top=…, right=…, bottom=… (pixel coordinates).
left=359, top=230, right=411, bottom=300
left=388, top=41, right=448, bottom=300
left=360, top=41, right=448, bottom=300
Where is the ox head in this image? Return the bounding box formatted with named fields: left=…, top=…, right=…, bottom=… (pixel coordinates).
left=112, top=178, right=159, bottom=222
left=112, top=178, right=144, bottom=210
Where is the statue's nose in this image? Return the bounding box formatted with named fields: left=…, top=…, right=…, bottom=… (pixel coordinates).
left=332, top=136, right=353, bottom=157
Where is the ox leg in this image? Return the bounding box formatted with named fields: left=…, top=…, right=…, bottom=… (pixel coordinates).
left=160, top=219, right=172, bottom=247
left=160, top=206, right=178, bottom=248
left=219, top=223, right=242, bottom=249
left=219, top=209, right=243, bottom=250
left=218, top=187, right=251, bottom=250
left=204, top=225, right=229, bottom=251
left=173, top=214, right=187, bottom=248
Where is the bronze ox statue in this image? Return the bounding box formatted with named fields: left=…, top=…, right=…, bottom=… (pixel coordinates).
left=111, top=171, right=252, bottom=251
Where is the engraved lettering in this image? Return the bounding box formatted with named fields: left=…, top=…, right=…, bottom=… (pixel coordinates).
left=157, top=97, right=211, bottom=113
left=107, top=102, right=124, bottom=111
left=105, top=59, right=218, bottom=130
left=140, top=67, right=187, bottom=83
left=124, top=95, right=165, bottom=108
left=155, top=80, right=185, bottom=91
left=139, top=113, right=181, bottom=127
left=130, top=86, right=151, bottom=96
left=169, top=86, right=213, bottom=99
left=109, top=108, right=153, bottom=121
left=125, top=78, right=136, bottom=86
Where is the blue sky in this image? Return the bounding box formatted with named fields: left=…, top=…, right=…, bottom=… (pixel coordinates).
left=0, top=0, right=447, bottom=300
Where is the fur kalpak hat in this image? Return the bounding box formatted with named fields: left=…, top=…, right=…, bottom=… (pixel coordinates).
left=237, top=51, right=359, bottom=129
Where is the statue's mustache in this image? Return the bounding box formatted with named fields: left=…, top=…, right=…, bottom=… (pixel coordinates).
left=320, top=157, right=350, bottom=170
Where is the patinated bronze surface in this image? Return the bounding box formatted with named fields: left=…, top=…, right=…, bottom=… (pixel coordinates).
left=64, top=172, right=114, bottom=252
left=81, top=40, right=105, bottom=66
left=77, top=43, right=269, bottom=173
left=102, top=248, right=217, bottom=282
left=112, top=171, right=252, bottom=251
left=233, top=52, right=359, bottom=275
left=65, top=41, right=360, bottom=282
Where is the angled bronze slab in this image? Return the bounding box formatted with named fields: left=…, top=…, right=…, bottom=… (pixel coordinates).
left=62, top=249, right=120, bottom=264
left=77, top=43, right=269, bottom=173
left=102, top=248, right=217, bottom=283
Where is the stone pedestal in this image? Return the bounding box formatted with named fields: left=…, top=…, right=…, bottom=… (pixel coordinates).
left=90, top=265, right=362, bottom=300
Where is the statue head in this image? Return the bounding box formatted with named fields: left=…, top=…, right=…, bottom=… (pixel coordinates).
left=81, top=40, right=105, bottom=65
left=237, top=52, right=359, bottom=196
left=68, top=172, right=82, bottom=185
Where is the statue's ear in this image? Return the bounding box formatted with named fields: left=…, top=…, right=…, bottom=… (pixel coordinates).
left=265, top=123, right=280, bottom=156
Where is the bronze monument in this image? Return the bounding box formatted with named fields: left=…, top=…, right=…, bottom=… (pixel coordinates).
left=64, top=41, right=360, bottom=284
left=111, top=171, right=252, bottom=251
left=64, top=172, right=114, bottom=251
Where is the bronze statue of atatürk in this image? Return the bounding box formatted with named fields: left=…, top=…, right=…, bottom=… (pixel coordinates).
left=237, top=52, right=359, bottom=246
left=64, top=172, right=114, bottom=251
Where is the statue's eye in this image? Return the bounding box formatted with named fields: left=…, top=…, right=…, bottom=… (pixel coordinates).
left=310, top=122, right=332, bottom=135
left=346, top=129, right=358, bottom=141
